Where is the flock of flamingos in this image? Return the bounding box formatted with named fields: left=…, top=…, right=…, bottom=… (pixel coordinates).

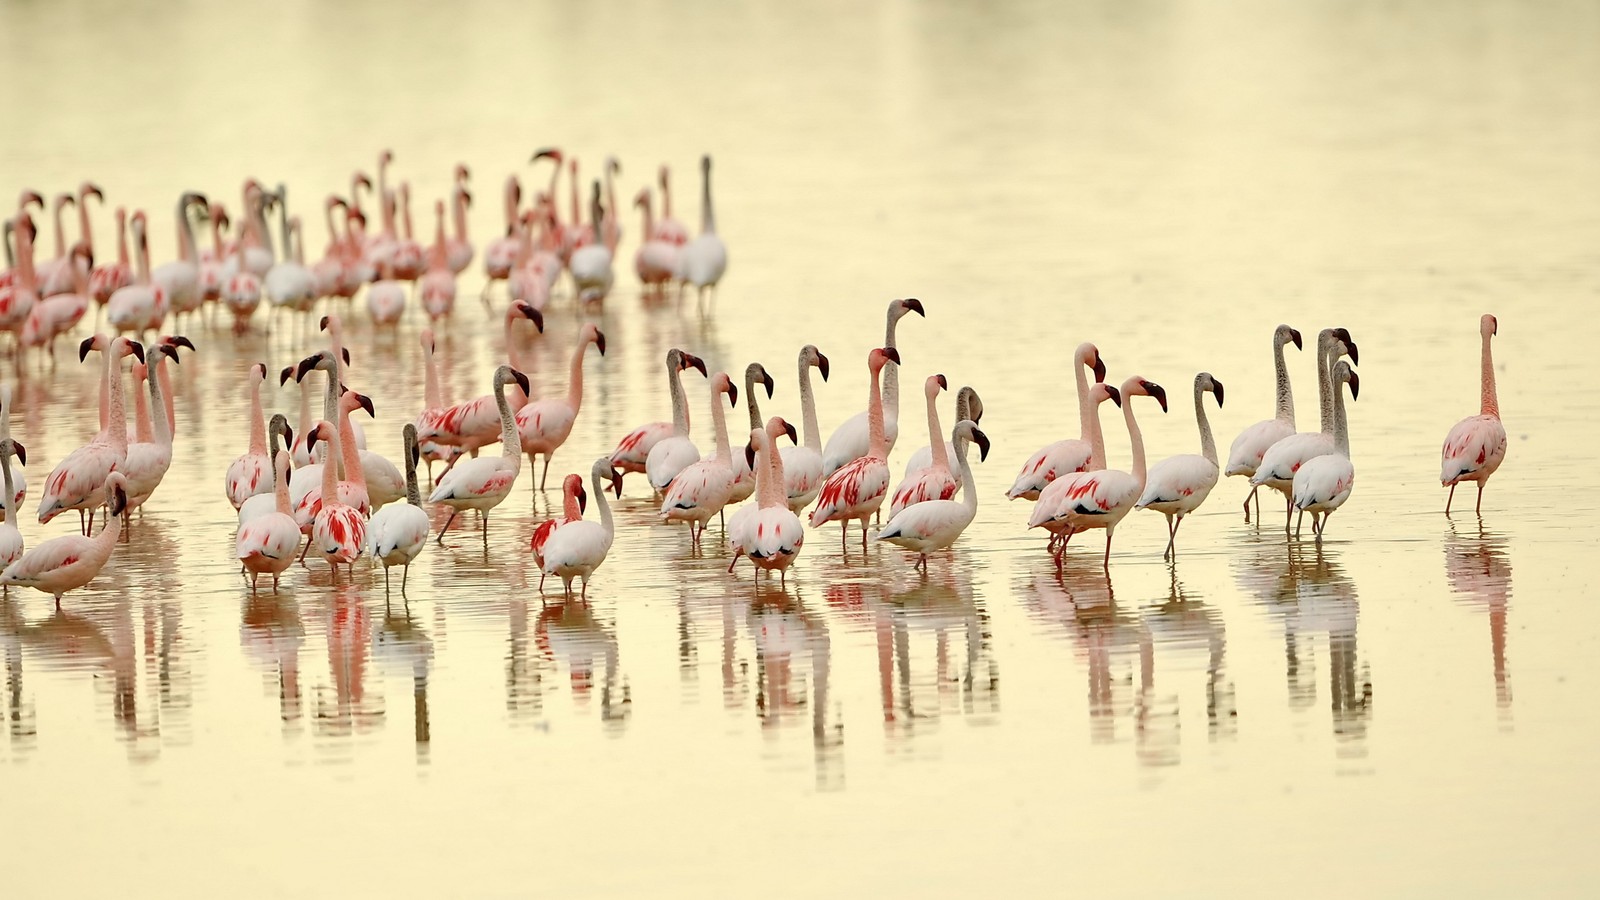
left=0, top=150, right=1510, bottom=605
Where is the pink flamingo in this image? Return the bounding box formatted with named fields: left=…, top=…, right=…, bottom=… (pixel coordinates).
left=517, top=323, right=606, bottom=489
left=780, top=345, right=830, bottom=513
left=225, top=363, right=272, bottom=509
left=90, top=206, right=134, bottom=315
left=887, top=374, right=953, bottom=518
left=416, top=303, right=542, bottom=461
left=611, top=351, right=706, bottom=488
left=120, top=341, right=181, bottom=517
left=3, top=472, right=129, bottom=606
left=659, top=371, right=738, bottom=547
left=390, top=183, right=426, bottom=282
left=903, top=385, right=984, bottom=476
left=366, top=258, right=406, bottom=325
left=1026, top=382, right=1120, bottom=548
left=506, top=209, right=552, bottom=311
left=1137, top=373, right=1225, bottom=559
left=307, top=420, right=367, bottom=582
left=481, top=175, right=522, bottom=301
left=633, top=188, right=678, bottom=293
left=106, top=212, right=164, bottom=337
left=821, top=299, right=925, bottom=474
left=196, top=203, right=228, bottom=308
left=446, top=165, right=473, bottom=274
left=540, top=459, right=623, bottom=599
left=32, top=192, right=75, bottom=297
left=39, top=182, right=102, bottom=298
left=311, top=196, right=346, bottom=300
left=727, top=417, right=804, bottom=583
left=20, top=241, right=91, bottom=356
left=1033, top=376, right=1169, bottom=570
left=727, top=362, right=776, bottom=505
left=236, top=449, right=300, bottom=593
left=0, top=212, right=40, bottom=342
left=1008, top=342, right=1108, bottom=500
left=877, top=419, right=991, bottom=571
left=419, top=200, right=458, bottom=321
left=564, top=157, right=596, bottom=257
left=654, top=164, right=691, bottom=245
left=1251, top=329, right=1359, bottom=531
left=238, top=414, right=293, bottom=526
left=0, top=190, right=44, bottom=293
left=38, top=335, right=142, bottom=534
left=531, top=473, right=586, bottom=591
left=1293, top=361, right=1358, bottom=537
left=1225, top=325, right=1303, bottom=521
left=413, top=329, right=461, bottom=482
left=809, top=347, right=900, bottom=553
left=428, top=365, right=531, bottom=545
left=1441, top=314, right=1507, bottom=515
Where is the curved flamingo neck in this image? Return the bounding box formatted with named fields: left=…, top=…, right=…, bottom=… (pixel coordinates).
left=1124, top=399, right=1147, bottom=489
left=452, top=188, right=469, bottom=242
left=798, top=356, right=821, bottom=452
left=248, top=375, right=267, bottom=454
left=708, top=386, right=732, bottom=464
left=637, top=194, right=654, bottom=236
left=1074, top=347, right=1095, bottom=445
left=700, top=163, right=716, bottom=235
left=115, top=210, right=129, bottom=267
left=1332, top=378, right=1352, bottom=458
left=744, top=367, right=764, bottom=431
left=1195, top=381, right=1217, bottom=465
left=295, top=380, right=313, bottom=462
left=668, top=359, right=691, bottom=436
left=320, top=421, right=340, bottom=503
left=1315, top=332, right=1337, bottom=436
left=95, top=505, right=123, bottom=547
left=107, top=353, right=129, bottom=454
left=274, top=453, right=292, bottom=515
left=1, top=445, right=16, bottom=524
left=925, top=385, right=948, bottom=471
left=150, top=358, right=172, bottom=448
left=1480, top=331, right=1499, bottom=418
left=1273, top=333, right=1296, bottom=424
left=594, top=471, right=615, bottom=539
left=566, top=337, right=589, bottom=415
left=1086, top=399, right=1110, bottom=471
left=867, top=363, right=887, bottom=459
left=403, top=434, right=421, bottom=507
left=336, top=402, right=366, bottom=491
left=660, top=170, right=674, bottom=220
left=77, top=192, right=94, bottom=254
left=882, top=309, right=903, bottom=416
left=954, top=432, right=979, bottom=512
left=96, top=345, right=112, bottom=433
left=494, top=372, right=520, bottom=461
left=132, top=365, right=154, bottom=444
left=501, top=311, right=528, bottom=407
left=761, top=425, right=788, bottom=508
left=175, top=197, right=198, bottom=263
left=562, top=482, right=583, bottom=520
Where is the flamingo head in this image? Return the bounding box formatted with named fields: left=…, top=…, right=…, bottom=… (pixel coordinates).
left=769, top=416, right=798, bottom=446
left=306, top=421, right=333, bottom=455
left=1481, top=313, right=1497, bottom=337
left=342, top=390, right=375, bottom=419
left=1331, top=327, right=1359, bottom=366
left=1334, top=362, right=1359, bottom=400
left=454, top=163, right=470, bottom=183
left=54, top=193, right=75, bottom=212
left=1120, top=376, right=1167, bottom=413
left=457, top=186, right=471, bottom=209
left=956, top=420, right=991, bottom=462
left=869, top=347, right=900, bottom=372
left=745, top=363, right=773, bottom=399
left=713, top=373, right=737, bottom=407
left=69, top=241, right=93, bottom=270
left=1199, top=372, right=1224, bottom=407
left=897, top=298, right=925, bottom=319
left=81, top=182, right=104, bottom=203
left=279, top=366, right=294, bottom=386
left=633, top=189, right=649, bottom=210
left=0, top=438, right=25, bottom=467
left=587, top=325, right=607, bottom=355
left=1276, top=324, right=1303, bottom=351
left=678, top=352, right=708, bottom=378
left=1090, top=382, right=1121, bottom=408
left=106, top=473, right=129, bottom=518
left=928, top=374, right=947, bottom=398
left=807, top=346, right=830, bottom=381
left=562, top=473, right=587, bottom=515
left=512, top=301, right=544, bottom=333
left=530, top=147, right=562, bottom=165
left=18, top=190, right=44, bottom=211
left=270, top=414, right=293, bottom=451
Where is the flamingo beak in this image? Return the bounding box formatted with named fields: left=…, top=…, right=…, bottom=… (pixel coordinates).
left=128, top=341, right=145, bottom=364
left=578, top=485, right=588, bottom=515
left=341, top=347, right=351, bottom=365
left=520, top=304, right=544, bottom=332
left=1212, top=379, right=1225, bottom=407
left=595, top=330, right=607, bottom=355
left=282, top=424, right=294, bottom=448
left=160, top=344, right=181, bottom=362
left=1490, top=316, right=1498, bottom=336
left=783, top=420, right=798, bottom=444
left=1092, top=355, right=1107, bottom=383
left=411, top=440, right=421, bottom=469
left=513, top=369, right=531, bottom=396
left=87, top=185, right=104, bottom=202
left=688, top=355, right=708, bottom=377
left=610, top=467, right=624, bottom=498
left=972, top=427, right=991, bottom=462
left=279, top=366, right=294, bottom=386
left=882, top=347, right=901, bottom=365
left=357, top=394, right=376, bottom=418
left=1348, top=371, right=1361, bottom=400
left=1145, top=381, right=1168, bottom=412
left=78, top=337, right=95, bottom=362
left=307, top=425, right=322, bottom=455
left=817, top=353, right=830, bottom=381
left=762, top=370, right=775, bottom=398
left=1290, top=328, right=1304, bottom=350
left=169, top=335, right=196, bottom=352
left=727, top=383, right=738, bottom=407
left=319, top=315, right=331, bottom=332
left=110, top=483, right=128, bottom=518
left=1106, top=386, right=1122, bottom=407
left=10, top=442, right=25, bottom=466
left=461, top=189, right=472, bottom=208
left=902, top=298, right=925, bottom=317
left=1344, top=340, right=1360, bottom=366
left=935, top=374, right=948, bottom=391
left=745, top=441, right=757, bottom=471
left=530, top=148, right=560, bottom=163
left=295, top=355, right=321, bottom=382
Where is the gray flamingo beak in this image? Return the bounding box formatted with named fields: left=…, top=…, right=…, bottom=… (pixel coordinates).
left=972, top=427, right=991, bottom=462
left=782, top=420, right=798, bottom=444
left=882, top=347, right=901, bottom=365
left=817, top=353, right=830, bottom=381
left=1290, top=329, right=1303, bottom=350
left=578, top=486, right=588, bottom=515
left=745, top=441, right=757, bottom=471
left=761, top=369, right=774, bottom=398
left=1212, top=379, right=1225, bottom=407
left=727, top=383, right=738, bottom=407
left=902, top=298, right=925, bottom=316
left=512, top=369, right=531, bottom=396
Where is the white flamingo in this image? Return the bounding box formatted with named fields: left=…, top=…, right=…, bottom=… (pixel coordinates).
left=541, top=458, right=623, bottom=600
left=1007, top=342, right=1107, bottom=500
left=1137, top=372, right=1225, bottom=559
left=225, top=363, right=272, bottom=510
left=1441, top=314, right=1508, bottom=515
left=679, top=155, right=728, bottom=309
left=781, top=345, right=829, bottom=513
left=1251, top=329, right=1359, bottom=532
left=236, top=449, right=300, bottom=593
left=367, top=424, right=431, bottom=592
left=0, top=437, right=26, bottom=569
left=728, top=417, right=805, bottom=583
left=428, top=365, right=531, bottom=545
left=569, top=182, right=615, bottom=304
left=877, top=419, right=991, bottom=571
left=531, top=473, right=586, bottom=592
left=659, top=372, right=738, bottom=547
left=3, top=472, right=128, bottom=606
left=121, top=342, right=182, bottom=516
left=821, top=298, right=925, bottom=474
left=1225, top=325, right=1303, bottom=521
left=634, top=350, right=709, bottom=492
left=1293, top=361, right=1359, bottom=538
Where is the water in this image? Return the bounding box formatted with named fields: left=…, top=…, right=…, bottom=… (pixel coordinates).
left=2, top=0, right=1598, bottom=895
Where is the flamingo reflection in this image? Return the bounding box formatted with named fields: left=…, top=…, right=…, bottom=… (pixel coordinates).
left=536, top=600, right=630, bottom=729
left=240, top=592, right=305, bottom=731
left=373, top=598, right=434, bottom=754
left=747, top=588, right=842, bottom=790
left=1445, top=521, right=1513, bottom=720
left=313, top=587, right=385, bottom=738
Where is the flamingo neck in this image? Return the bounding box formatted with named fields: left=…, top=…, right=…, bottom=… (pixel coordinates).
left=562, top=486, right=582, bottom=520
left=1085, top=400, right=1109, bottom=471
left=798, top=357, right=821, bottom=452
left=660, top=171, right=674, bottom=220
left=274, top=454, right=292, bottom=516
left=1332, top=380, right=1351, bottom=458
left=176, top=197, right=198, bottom=263
left=708, top=388, right=732, bottom=464
left=452, top=188, right=469, bottom=242
left=327, top=318, right=346, bottom=387
left=107, top=354, right=129, bottom=454
left=277, top=196, right=291, bottom=257
left=501, top=312, right=528, bottom=407
left=638, top=195, right=654, bottom=236
left=668, top=361, right=691, bottom=436
left=96, top=505, right=123, bottom=549
left=761, top=428, right=789, bottom=509
left=149, top=358, right=172, bottom=449
left=133, top=366, right=154, bottom=444
left=0, top=446, right=14, bottom=524
left=337, top=403, right=365, bottom=490
left=403, top=436, right=421, bottom=507
left=744, top=368, right=764, bottom=431
left=926, top=387, right=948, bottom=471
left=77, top=193, right=94, bottom=254
left=867, top=365, right=887, bottom=459
left=323, top=204, right=338, bottom=253
left=401, top=189, right=414, bottom=241
left=291, top=221, right=305, bottom=266
left=1124, top=399, right=1147, bottom=490
left=248, top=376, right=267, bottom=455
left=97, top=346, right=112, bottom=433
left=134, top=227, right=151, bottom=283
left=1480, top=331, right=1499, bottom=418
left=52, top=199, right=68, bottom=257
left=955, top=433, right=978, bottom=512
left=296, top=380, right=314, bottom=463
left=116, top=212, right=129, bottom=266
left=495, top=373, right=520, bottom=461
left=320, top=422, right=340, bottom=502
left=1273, top=334, right=1295, bottom=424
left=882, top=310, right=902, bottom=416
left=700, top=164, right=715, bottom=235
left=16, top=220, right=35, bottom=287
left=1316, top=333, right=1336, bottom=436
left=592, top=467, right=615, bottom=538
left=1195, top=383, right=1216, bottom=465
left=566, top=338, right=588, bottom=415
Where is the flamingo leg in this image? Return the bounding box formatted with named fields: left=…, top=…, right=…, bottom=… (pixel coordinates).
left=1295, top=509, right=1305, bottom=538
left=1445, top=482, right=1457, bottom=515
left=298, top=536, right=313, bottom=566
left=727, top=552, right=741, bottom=574
left=540, top=455, right=551, bottom=491
left=436, top=510, right=457, bottom=545
left=860, top=517, right=869, bottom=551
left=1242, top=487, right=1256, bottom=523
left=401, top=563, right=410, bottom=593
left=1102, top=530, right=1113, bottom=571
left=1284, top=495, right=1293, bottom=534
left=1163, top=515, right=1178, bottom=561
left=1475, top=482, right=1485, bottom=516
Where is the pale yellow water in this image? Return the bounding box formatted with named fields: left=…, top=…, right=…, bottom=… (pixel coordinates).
left=1, top=0, right=1598, bottom=896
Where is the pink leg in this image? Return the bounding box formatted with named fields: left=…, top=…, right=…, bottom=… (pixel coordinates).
left=1445, top=482, right=1457, bottom=515
left=1475, top=482, right=1485, bottom=516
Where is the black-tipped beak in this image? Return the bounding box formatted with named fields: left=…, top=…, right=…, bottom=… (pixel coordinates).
left=1290, top=329, right=1303, bottom=350
left=577, top=485, right=588, bottom=515
left=110, top=484, right=128, bottom=518
left=1491, top=316, right=1498, bottom=336
left=159, top=344, right=181, bottom=362
left=817, top=353, right=830, bottom=381
left=521, top=305, right=544, bottom=332
left=1106, top=386, right=1122, bottom=407
left=11, top=442, right=25, bottom=467
left=1344, top=340, right=1359, bottom=367
left=307, top=424, right=322, bottom=454
left=170, top=335, right=196, bottom=352
left=1212, top=379, right=1225, bottom=407
left=972, top=427, right=991, bottom=462
left=128, top=341, right=145, bottom=363
left=594, top=330, right=607, bottom=355
left=610, top=467, right=624, bottom=498
left=882, top=347, right=901, bottom=365
left=727, top=383, right=738, bottom=407
left=783, top=420, right=798, bottom=444
left=761, top=370, right=775, bottom=398
left=341, top=347, right=351, bottom=365
left=282, top=424, right=294, bottom=448
left=411, top=441, right=421, bottom=468
left=531, top=148, right=559, bottom=163
left=319, top=315, right=330, bottom=332
left=513, top=369, right=531, bottom=396
left=935, top=374, right=948, bottom=391
left=1092, top=356, right=1107, bottom=383
left=1145, top=382, right=1168, bottom=412
left=745, top=441, right=757, bottom=471
left=1348, top=372, right=1361, bottom=400
left=357, top=393, right=376, bottom=418
left=688, top=355, right=708, bottom=377
left=78, top=337, right=94, bottom=362
left=902, top=298, right=925, bottom=317
left=295, top=355, right=320, bottom=382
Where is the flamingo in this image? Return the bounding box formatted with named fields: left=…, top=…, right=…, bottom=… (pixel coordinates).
left=239, top=414, right=294, bottom=526
left=1033, top=376, right=1169, bottom=570
left=727, top=362, right=776, bottom=505
left=0, top=438, right=25, bottom=570
left=1136, top=372, right=1225, bottom=559
left=1251, top=329, right=1359, bottom=531
left=0, top=212, right=40, bottom=342
left=563, top=157, right=596, bottom=256
left=415, top=303, right=542, bottom=460
left=0, top=190, right=44, bottom=291
left=531, top=473, right=586, bottom=591
left=659, top=371, right=739, bottom=546
left=653, top=164, right=691, bottom=245
left=1225, top=325, right=1303, bottom=522
left=364, top=153, right=399, bottom=272
left=121, top=342, right=182, bottom=516
left=641, top=350, right=711, bottom=493
left=413, top=329, right=461, bottom=482
left=809, top=347, right=900, bottom=553
left=89, top=206, right=133, bottom=314
left=446, top=166, right=473, bottom=274
left=632, top=188, right=678, bottom=292
left=569, top=182, right=615, bottom=304
left=887, top=374, right=953, bottom=518
left=234, top=180, right=277, bottom=278
left=2, top=472, right=128, bottom=606
left=516, top=323, right=606, bottom=489
left=540, top=458, right=623, bottom=600
left=264, top=213, right=317, bottom=323
left=37, top=336, right=142, bottom=534
left=600, top=156, right=622, bottom=251
left=236, top=450, right=300, bottom=593
left=876, top=419, right=991, bottom=571
left=32, top=192, right=75, bottom=297
left=20, top=241, right=91, bottom=356
left=679, top=154, right=728, bottom=309
left=197, top=203, right=228, bottom=307
left=366, top=258, right=406, bottom=325
left=1007, top=342, right=1108, bottom=500
left=506, top=209, right=553, bottom=311
left=311, top=196, right=346, bottom=300
left=481, top=175, right=522, bottom=301
left=728, top=417, right=805, bottom=583
left=0, top=385, right=26, bottom=511
left=419, top=200, right=458, bottom=321
left=225, top=363, right=273, bottom=509
left=307, top=420, right=367, bottom=581
left=821, top=298, right=925, bottom=474
left=151, top=191, right=206, bottom=325
left=220, top=231, right=263, bottom=334
left=1294, top=361, right=1359, bottom=538
left=780, top=345, right=829, bottom=513
left=1441, top=314, right=1508, bottom=515
left=296, top=349, right=398, bottom=509
left=427, top=365, right=531, bottom=545
left=367, top=424, right=431, bottom=592
left=904, top=385, right=984, bottom=476
left=390, top=183, right=426, bottom=282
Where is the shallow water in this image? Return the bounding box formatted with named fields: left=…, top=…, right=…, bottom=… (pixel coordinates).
left=2, top=0, right=1598, bottom=895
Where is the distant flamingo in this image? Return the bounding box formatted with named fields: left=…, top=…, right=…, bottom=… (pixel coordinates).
left=679, top=155, right=728, bottom=309
left=236, top=450, right=300, bottom=593
left=1137, top=372, right=1225, bottom=559
left=540, top=458, right=623, bottom=599
left=653, top=164, right=691, bottom=246
left=1008, top=342, right=1107, bottom=500
left=151, top=191, right=207, bottom=324
left=32, top=192, right=75, bottom=297
left=0, top=212, right=40, bottom=341
left=366, top=259, right=406, bottom=325
left=428, top=365, right=531, bottom=545
left=1294, top=361, right=1359, bottom=538
left=1033, top=376, right=1168, bottom=570
left=3, top=472, right=129, bottom=606
left=416, top=303, right=542, bottom=460
left=1251, top=329, right=1358, bottom=532
left=20, top=242, right=91, bottom=355
left=810, top=347, right=900, bottom=553
left=39, top=181, right=101, bottom=299
left=446, top=166, right=473, bottom=274
left=264, top=213, right=317, bottom=323
left=0, top=190, right=44, bottom=294
left=639, top=350, right=710, bottom=492
left=38, top=336, right=141, bottom=534
left=89, top=206, right=133, bottom=314
left=389, top=183, right=426, bottom=282
left=877, top=419, right=991, bottom=571
left=516, top=323, right=606, bottom=489
left=367, top=424, right=431, bottom=592
left=106, top=212, right=162, bottom=337
left=600, top=156, right=622, bottom=251
left=0, top=385, right=27, bottom=510
left=121, top=342, right=182, bottom=516
left=1225, top=325, right=1303, bottom=522
left=196, top=203, right=228, bottom=307
left=887, top=374, right=953, bottom=518
left=419, top=200, right=458, bottom=321
left=728, top=417, right=805, bottom=583
left=1441, top=314, right=1508, bottom=515
left=822, top=298, right=925, bottom=474
left=660, top=372, right=739, bottom=546
left=632, top=188, right=678, bottom=292
left=780, top=345, right=829, bottom=513
left=569, top=182, right=615, bottom=304
left=531, top=473, right=587, bottom=591
left=479, top=175, right=520, bottom=300
left=413, top=329, right=461, bottom=481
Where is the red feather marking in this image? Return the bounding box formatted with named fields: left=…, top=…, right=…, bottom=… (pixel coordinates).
left=61, top=555, right=78, bottom=567
left=1476, top=448, right=1487, bottom=465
